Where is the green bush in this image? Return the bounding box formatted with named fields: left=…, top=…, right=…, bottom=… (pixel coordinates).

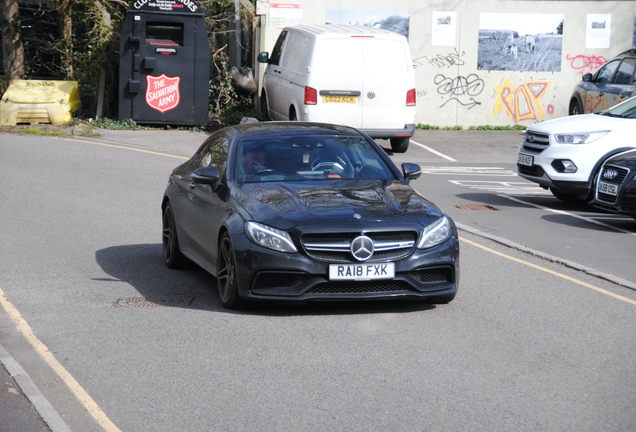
left=415, top=124, right=440, bottom=130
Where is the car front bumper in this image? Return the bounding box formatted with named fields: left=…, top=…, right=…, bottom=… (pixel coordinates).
left=230, top=232, right=459, bottom=303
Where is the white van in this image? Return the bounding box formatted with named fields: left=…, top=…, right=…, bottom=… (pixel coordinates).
left=257, top=25, right=416, bottom=153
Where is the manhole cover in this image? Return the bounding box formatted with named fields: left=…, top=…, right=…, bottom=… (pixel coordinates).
left=455, top=204, right=498, bottom=211
left=112, top=297, right=194, bottom=308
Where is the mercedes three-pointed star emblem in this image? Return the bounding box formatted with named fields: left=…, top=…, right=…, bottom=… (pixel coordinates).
left=351, top=235, right=374, bottom=262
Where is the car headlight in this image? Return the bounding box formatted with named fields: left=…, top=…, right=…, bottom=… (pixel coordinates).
left=554, top=131, right=609, bottom=144
left=245, top=222, right=297, bottom=253
left=418, top=216, right=451, bottom=249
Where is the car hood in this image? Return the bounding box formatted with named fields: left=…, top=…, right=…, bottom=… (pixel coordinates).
left=528, top=113, right=632, bottom=134
left=233, top=180, right=443, bottom=230
left=605, top=148, right=636, bottom=168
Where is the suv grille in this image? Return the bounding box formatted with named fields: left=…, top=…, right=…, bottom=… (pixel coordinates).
left=597, top=165, right=630, bottom=203
left=521, top=131, right=550, bottom=153
left=301, top=231, right=417, bottom=263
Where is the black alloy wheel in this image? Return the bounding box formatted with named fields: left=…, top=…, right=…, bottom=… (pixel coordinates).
left=162, top=203, right=184, bottom=268
left=569, top=99, right=583, bottom=115
left=217, top=233, right=244, bottom=309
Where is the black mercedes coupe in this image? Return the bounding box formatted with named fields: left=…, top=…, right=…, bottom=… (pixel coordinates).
left=162, top=122, right=459, bottom=308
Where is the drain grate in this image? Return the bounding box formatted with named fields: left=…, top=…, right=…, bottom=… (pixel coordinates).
left=112, top=296, right=194, bottom=308
left=455, top=204, right=498, bottom=211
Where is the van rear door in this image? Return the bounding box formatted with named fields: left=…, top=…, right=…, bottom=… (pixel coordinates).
left=310, top=37, right=364, bottom=126
left=361, top=38, right=412, bottom=129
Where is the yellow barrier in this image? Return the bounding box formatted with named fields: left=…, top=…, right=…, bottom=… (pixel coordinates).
left=0, top=80, right=81, bottom=125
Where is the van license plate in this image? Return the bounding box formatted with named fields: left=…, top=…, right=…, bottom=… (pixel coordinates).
left=329, top=263, right=394, bottom=281
left=322, top=95, right=356, bottom=104
left=518, top=153, right=533, bottom=166
left=598, top=181, right=618, bottom=196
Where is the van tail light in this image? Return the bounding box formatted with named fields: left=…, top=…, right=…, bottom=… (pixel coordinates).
left=406, top=88, right=416, bottom=106
left=304, top=86, right=317, bottom=105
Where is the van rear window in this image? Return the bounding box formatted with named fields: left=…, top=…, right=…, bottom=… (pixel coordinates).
left=312, top=38, right=408, bottom=74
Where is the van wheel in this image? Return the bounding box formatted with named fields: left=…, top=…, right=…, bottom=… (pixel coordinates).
left=390, top=138, right=409, bottom=153
left=289, top=107, right=297, bottom=121
left=260, top=94, right=270, bottom=121
left=569, top=98, right=583, bottom=115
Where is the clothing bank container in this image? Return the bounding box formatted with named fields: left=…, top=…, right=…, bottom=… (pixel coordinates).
left=119, top=0, right=210, bottom=126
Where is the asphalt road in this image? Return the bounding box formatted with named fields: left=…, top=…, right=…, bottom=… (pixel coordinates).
left=0, top=129, right=635, bottom=432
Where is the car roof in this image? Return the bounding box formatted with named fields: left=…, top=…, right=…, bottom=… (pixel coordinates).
left=230, top=122, right=364, bottom=138
left=616, top=49, right=636, bottom=59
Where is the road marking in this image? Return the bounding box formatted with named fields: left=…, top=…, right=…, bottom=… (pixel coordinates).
left=0, top=286, right=122, bottom=432
left=448, top=179, right=551, bottom=195
left=459, top=236, right=636, bottom=306
left=499, top=194, right=636, bottom=235
left=54, top=137, right=189, bottom=160
left=410, top=140, right=457, bottom=161
left=421, top=167, right=517, bottom=176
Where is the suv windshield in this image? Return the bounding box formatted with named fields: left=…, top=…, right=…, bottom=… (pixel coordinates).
left=601, top=96, right=636, bottom=118
left=238, top=135, right=396, bottom=183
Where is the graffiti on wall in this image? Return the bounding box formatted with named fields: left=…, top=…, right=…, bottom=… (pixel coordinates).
left=493, top=77, right=552, bottom=122
left=435, top=73, right=484, bottom=109
left=414, top=48, right=466, bottom=69
left=566, top=54, right=607, bottom=76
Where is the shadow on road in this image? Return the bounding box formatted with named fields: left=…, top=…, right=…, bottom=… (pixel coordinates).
left=94, top=244, right=436, bottom=316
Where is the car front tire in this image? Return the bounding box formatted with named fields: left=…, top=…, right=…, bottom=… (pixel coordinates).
left=216, top=232, right=245, bottom=309
left=162, top=203, right=185, bottom=269
left=569, top=98, right=583, bottom=115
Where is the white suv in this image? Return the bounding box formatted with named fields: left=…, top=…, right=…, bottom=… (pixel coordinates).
left=517, top=96, right=636, bottom=202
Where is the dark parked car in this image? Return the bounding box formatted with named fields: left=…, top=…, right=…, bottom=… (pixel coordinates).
left=593, top=148, right=636, bottom=219
left=569, top=49, right=636, bottom=115
left=162, top=122, right=459, bottom=308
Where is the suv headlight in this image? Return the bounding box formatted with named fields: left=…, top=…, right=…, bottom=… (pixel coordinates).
left=245, top=222, right=297, bottom=253
left=554, top=131, right=609, bottom=144
left=418, top=216, right=451, bottom=249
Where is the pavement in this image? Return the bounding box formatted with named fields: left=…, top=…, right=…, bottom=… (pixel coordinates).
left=0, top=126, right=522, bottom=432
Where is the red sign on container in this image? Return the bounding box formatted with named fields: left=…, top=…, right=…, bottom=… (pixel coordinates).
left=146, top=74, right=181, bottom=113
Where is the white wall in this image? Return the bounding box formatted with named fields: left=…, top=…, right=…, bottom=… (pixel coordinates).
left=256, top=1, right=636, bottom=127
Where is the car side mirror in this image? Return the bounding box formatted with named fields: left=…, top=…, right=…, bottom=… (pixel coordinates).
left=582, top=73, right=592, bottom=82
left=192, top=166, right=220, bottom=189
left=402, top=163, right=421, bottom=182
left=257, top=52, right=269, bottom=63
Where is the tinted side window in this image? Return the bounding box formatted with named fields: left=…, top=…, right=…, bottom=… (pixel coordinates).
left=281, top=33, right=311, bottom=72
left=595, top=60, right=620, bottom=84
left=612, top=59, right=636, bottom=85
left=269, top=31, right=288, bottom=66
left=197, top=134, right=230, bottom=178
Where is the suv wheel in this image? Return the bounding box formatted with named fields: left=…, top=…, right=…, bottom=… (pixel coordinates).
left=569, top=98, right=583, bottom=115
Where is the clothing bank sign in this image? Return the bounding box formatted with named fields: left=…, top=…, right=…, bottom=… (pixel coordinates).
left=146, top=74, right=181, bottom=113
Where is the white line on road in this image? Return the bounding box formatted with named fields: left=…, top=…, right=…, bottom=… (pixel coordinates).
left=420, top=167, right=517, bottom=176
left=499, top=194, right=636, bottom=235
left=410, top=139, right=457, bottom=161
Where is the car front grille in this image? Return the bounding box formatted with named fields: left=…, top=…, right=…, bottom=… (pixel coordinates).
left=518, top=164, right=544, bottom=177
left=521, top=131, right=550, bottom=153
left=409, top=267, right=453, bottom=284
left=301, top=231, right=417, bottom=263
left=253, top=272, right=309, bottom=290
left=306, top=280, right=415, bottom=294
left=597, top=165, right=630, bottom=203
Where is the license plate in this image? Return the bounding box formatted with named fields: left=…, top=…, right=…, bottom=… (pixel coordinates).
left=598, top=181, right=618, bottom=196
left=329, top=263, right=395, bottom=281
left=518, top=153, right=533, bottom=166
left=322, top=95, right=356, bottom=104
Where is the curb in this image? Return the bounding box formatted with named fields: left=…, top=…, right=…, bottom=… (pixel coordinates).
left=456, top=222, right=636, bottom=292
left=0, top=343, right=73, bottom=432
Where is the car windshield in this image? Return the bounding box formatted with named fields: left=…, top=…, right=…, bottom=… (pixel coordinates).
left=600, top=96, right=636, bottom=119
left=237, top=134, right=396, bottom=183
